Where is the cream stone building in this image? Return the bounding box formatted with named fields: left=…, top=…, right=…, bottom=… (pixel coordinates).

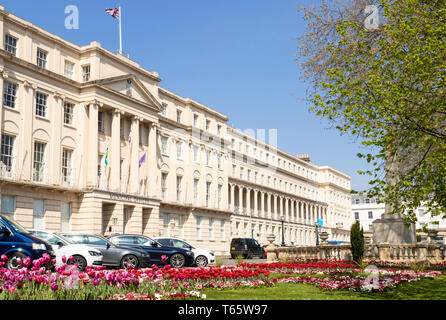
left=0, top=6, right=351, bottom=255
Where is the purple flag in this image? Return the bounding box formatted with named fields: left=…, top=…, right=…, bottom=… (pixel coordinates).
left=139, top=153, right=146, bottom=167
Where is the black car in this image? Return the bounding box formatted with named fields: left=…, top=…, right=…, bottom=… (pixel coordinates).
left=108, top=234, right=195, bottom=268
left=60, top=233, right=151, bottom=269
left=230, top=238, right=266, bottom=259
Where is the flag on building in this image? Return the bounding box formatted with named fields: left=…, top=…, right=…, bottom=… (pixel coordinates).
left=105, top=8, right=120, bottom=19
left=139, top=153, right=146, bottom=167
left=104, top=147, right=109, bottom=169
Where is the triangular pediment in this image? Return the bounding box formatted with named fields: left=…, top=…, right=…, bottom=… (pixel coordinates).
left=93, top=74, right=163, bottom=112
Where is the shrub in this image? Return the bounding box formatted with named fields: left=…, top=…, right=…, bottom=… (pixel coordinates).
left=236, top=254, right=244, bottom=265
left=350, top=220, right=364, bottom=264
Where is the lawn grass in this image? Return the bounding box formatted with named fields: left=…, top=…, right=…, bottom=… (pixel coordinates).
left=204, top=274, right=446, bottom=300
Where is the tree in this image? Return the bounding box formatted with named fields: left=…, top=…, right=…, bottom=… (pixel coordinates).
left=297, top=0, right=446, bottom=222
left=350, top=220, right=364, bottom=263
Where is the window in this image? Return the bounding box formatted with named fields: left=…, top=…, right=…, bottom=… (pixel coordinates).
left=176, top=109, right=182, bottom=123
left=1, top=195, right=15, bottom=219
left=209, top=218, right=214, bottom=240
left=240, top=167, right=244, bottom=179
left=82, top=64, right=91, bottom=82
left=220, top=220, right=225, bottom=241
left=206, top=182, right=211, bottom=207
left=368, top=211, right=373, bottom=219
left=5, top=34, right=17, bottom=55
left=33, top=199, right=45, bottom=230
left=33, top=142, right=46, bottom=182
left=3, top=81, right=18, bottom=109
left=161, top=103, right=167, bottom=116
left=61, top=149, right=73, bottom=186
left=61, top=202, right=72, bottom=232
left=217, top=125, right=222, bottom=136
left=176, top=176, right=183, bottom=202
left=365, top=198, right=370, bottom=204
left=247, top=170, right=251, bottom=181
left=37, top=48, right=48, bottom=69
left=354, top=212, right=359, bottom=220
left=217, top=154, right=222, bottom=169
left=120, top=118, right=125, bottom=139
left=161, top=137, right=168, bottom=154
left=206, top=119, right=210, bottom=131
left=63, top=102, right=75, bottom=125
left=193, top=114, right=199, bottom=127
left=194, top=179, right=199, bottom=205
left=120, top=160, right=123, bottom=180
left=1, top=134, right=15, bottom=176
left=178, top=216, right=184, bottom=238
left=355, top=199, right=360, bottom=205
left=196, top=216, right=202, bottom=239
left=161, top=173, right=168, bottom=201
left=232, top=165, right=236, bottom=176
left=193, top=146, right=200, bottom=163
left=176, top=141, right=182, bottom=160
left=206, top=150, right=211, bottom=166
left=218, top=185, right=222, bottom=209
left=64, top=60, right=75, bottom=79
left=35, top=92, right=48, bottom=118
left=86, top=236, right=107, bottom=246
left=418, top=209, right=425, bottom=217
left=98, top=111, right=104, bottom=133
left=163, top=214, right=170, bottom=236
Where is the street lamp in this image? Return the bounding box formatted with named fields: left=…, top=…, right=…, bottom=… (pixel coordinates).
left=314, top=221, right=319, bottom=246
left=281, top=216, right=285, bottom=247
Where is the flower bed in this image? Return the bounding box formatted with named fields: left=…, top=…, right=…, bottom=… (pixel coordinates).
left=0, top=255, right=442, bottom=300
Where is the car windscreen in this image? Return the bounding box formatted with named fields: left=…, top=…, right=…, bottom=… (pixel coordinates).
left=1, top=215, right=30, bottom=235
left=54, top=233, right=75, bottom=244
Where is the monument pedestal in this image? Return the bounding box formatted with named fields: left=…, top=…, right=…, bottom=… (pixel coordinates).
left=372, top=212, right=416, bottom=244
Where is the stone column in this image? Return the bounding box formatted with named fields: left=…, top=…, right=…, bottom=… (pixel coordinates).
left=230, top=184, right=235, bottom=212
left=50, top=93, right=63, bottom=186
left=284, top=198, right=289, bottom=222
left=147, top=122, right=159, bottom=199
left=246, top=188, right=251, bottom=216
left=260, top=192, right=265, bottom=218
left=110, top=109, right=121, bottom=192
left=87, top=102, right=99, bottom=189
left=266, top=193, right=271, bottom=219
left=238, top=186, right=243, bottom=214
left=253, top=190, right=258, bottom=217
left=128, top=116, right=140, bottom=194
left=0, top=69, right=5, bottom=163
left=273, top=195, right=278, bottom=220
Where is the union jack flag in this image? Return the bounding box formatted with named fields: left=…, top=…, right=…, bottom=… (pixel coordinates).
left=105, top=8, right=120, bottom=19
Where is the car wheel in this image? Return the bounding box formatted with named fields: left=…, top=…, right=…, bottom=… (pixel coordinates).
left=169, top=253, right=186, bottom=268
left=195, top=255, right=208, bottom=267
left=69, top=255, right=87, bottom=271
left=120, top=255, right=139, bottom=269
left=6, top=252, right=28, bottom=270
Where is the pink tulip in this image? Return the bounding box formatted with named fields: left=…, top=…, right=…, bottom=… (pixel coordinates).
left=51, top=283, right=58, bottom=291
left=23, top=257, right=31, bottom=268
left=8, top=286, right=15, bottom=294
left=62, top=256, right=67, bottom=264
left=68, top=256, right=74, bottom=263
left=1, top=254, right=8, bottom=262
left=161, top=255, right=167, bottom=263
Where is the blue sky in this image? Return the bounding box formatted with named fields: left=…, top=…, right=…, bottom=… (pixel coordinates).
left=2, top=0, right=374, bottom=191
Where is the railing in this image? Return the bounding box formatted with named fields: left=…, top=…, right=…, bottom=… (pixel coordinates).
left=60, top=168, right=75, bottom=188
left=268, top=243, right=446, bottom=264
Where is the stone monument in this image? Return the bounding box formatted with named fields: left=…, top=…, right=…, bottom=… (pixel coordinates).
left=372, top=211, right=417, bottom=244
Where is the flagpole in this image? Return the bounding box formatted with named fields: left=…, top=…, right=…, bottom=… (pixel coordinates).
left=119, top=4, right=122, bottom=55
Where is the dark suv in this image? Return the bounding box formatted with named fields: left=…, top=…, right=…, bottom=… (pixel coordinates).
left=0, top=214, right=55, bottom=269
left=230, top=238, right=266, bottom=259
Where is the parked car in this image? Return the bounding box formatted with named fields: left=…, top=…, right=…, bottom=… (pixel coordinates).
left=108, top=234, right=195, bottom=268
left=60, top=233, right=151, bottom=269
left=155, top=237, right=215, bottom=267
left=28, top=229, right=103, bottom=271
left=230, top=238, right=266, bottom=259
left=0, top=214, right=56, bottom=270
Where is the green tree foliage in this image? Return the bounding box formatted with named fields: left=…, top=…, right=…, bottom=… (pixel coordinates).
left=350, top=220, right=364, bottom=263
left=297, top=0, right=446, bottom=222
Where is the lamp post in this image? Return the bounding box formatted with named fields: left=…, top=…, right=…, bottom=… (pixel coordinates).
left=281, top=216, right=285, bottom=246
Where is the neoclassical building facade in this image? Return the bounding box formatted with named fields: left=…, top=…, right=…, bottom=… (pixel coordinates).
left=0, top=6, right=351, bottom=254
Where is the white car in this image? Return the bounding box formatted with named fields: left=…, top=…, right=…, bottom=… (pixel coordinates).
left=28, top=229, right=103, bottom=271
left=154, top=237, right=215, bottom=267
